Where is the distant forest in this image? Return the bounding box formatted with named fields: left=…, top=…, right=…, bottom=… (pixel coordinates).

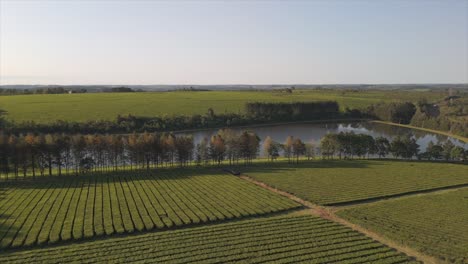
left=1, top=83, right=466, bottom=95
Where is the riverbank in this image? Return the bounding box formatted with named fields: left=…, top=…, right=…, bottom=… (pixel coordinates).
left=371, top=120, right=468, bottom=143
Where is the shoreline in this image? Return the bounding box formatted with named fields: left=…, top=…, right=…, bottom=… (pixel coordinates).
left=371, top=120, right=468, bottom=143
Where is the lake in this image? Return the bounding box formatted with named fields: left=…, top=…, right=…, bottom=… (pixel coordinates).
left=179, top=122, right=467, bottom=157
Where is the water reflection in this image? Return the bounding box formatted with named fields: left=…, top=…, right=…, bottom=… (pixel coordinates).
left=178, top=122, right=467, bottom=157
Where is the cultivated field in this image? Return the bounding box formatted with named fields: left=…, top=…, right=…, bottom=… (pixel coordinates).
left=0, top=215, right=419, bottom=264
left=0, top=168, right=299, bottom=249
left=243, top=160, right=468, bottom=205
left=0, top=89, right=444, bottom=123
left=337, top=188, right=468, bottom=263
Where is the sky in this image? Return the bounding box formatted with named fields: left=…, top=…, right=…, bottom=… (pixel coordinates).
left=0, top=0, right=467, bottom=85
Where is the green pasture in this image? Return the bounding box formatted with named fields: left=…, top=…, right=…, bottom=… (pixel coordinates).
left=0, top=89, right=444, bottom=124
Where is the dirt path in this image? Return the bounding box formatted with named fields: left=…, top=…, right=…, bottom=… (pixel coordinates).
left=240, top=175, right=442, bottom=264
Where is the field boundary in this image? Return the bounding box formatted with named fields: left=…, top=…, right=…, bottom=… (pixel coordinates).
left=239, top=174, right=442, bottom=264
left=324, top=183, right=468, bottom=207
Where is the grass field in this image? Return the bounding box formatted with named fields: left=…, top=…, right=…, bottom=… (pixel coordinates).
left=337, top=188, right=468, bottom=263
left=0, top=168, right=299, bottom=249
left=0, top=89, right=444, bottom=123
left=0, top=215, right=419, bottom=264
left=242, top=160, right=468, bottom=205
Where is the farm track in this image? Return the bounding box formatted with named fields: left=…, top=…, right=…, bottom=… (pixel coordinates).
left=240, top=174, right=449, bottom=264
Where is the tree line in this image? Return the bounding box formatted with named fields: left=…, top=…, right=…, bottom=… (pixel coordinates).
left=364, top=100, right=468, bottom=137
left=0, top=129, right=261, bottom=179
left=3, top=101, right=355, bottom=134
left=319, top=132, right=466, bottom=161
left=0, top=87, right=88, bottom=95
left=246, top=101, right=340, bottom=121
left=1, top=129, right=465, bottom=180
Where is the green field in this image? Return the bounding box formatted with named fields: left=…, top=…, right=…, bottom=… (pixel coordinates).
left=337, top=189, right=468, bottom=263
left=243, top=160, right=468, bottom=205
left=0, top=215, right=418, bottom=264
left=0, top=89, right=444, bottom=123
left=0, top=168, right=299, bottom=249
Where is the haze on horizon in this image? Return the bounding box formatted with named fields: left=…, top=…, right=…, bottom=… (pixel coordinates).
left=0, top=0, right=467, bottom=85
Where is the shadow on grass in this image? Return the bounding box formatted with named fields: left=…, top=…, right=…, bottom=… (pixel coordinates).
left=1, top=159, right=460, bottom=189
left=0, top=213, right=16, bottom=251
left=230, top=159, right=382, bottom=175
left=0, top=166, right=227, bottom=189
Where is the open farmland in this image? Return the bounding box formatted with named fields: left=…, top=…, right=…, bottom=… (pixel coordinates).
left=337, top=188, right=468, bottom=263
left=0, top=215, right=419, bottom=264
left=0, top=168, right=299, bottom=249
left=242, top=160, right=468, bottom=205
left=0, top=89, right=444, bottom=124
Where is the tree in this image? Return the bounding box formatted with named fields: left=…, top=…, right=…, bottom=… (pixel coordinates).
left=218, top=129, right=240, bottom=165
left=140, top=132, right=155, bottom=170
left=442, top=141, right=455, bottom=161
left=292, top=138, right=306, bottom=163
left=450, top=146, right=465, bottom=161
left=320, top=134, right=339, bottom=159
left=126, top=133, right=139, bottom=170
left=284, top=136, right=294, bottom=163
left=367, top=102, right=416, bottom=124
left=393, top=136, right=419, bottom=160
left=175, top=135, right=194, bottom=166
left=44, top=134, right=55, bottom=176
left=195, top=137, right=210, bottom=165
left=52, top=134, right=69, bottom=176
left=71, top=134, right=86, bottom=174
left=375, top=137, right=390, bottom=158
left=238, top=131, right=260, bottom=164
left=163, top=134, right=176, bottom=166
left=305, top=142, right=315, bottom=160
left=0, top=133, right=9, bottom=179
left=390, top=136, right=406, bottom=159
left=263, top=136, right=280, bottom=161
left=360, top=134, right=376, bottom=159
left=209, top=135, right=225, bottom=165
left=426, top=141, right=443, bottom=160
left=24, top=133, right=37, bottom=178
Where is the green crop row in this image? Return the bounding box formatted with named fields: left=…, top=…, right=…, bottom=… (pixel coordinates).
left=0, top=215, right=419, bottom=263
left=243, top=160, right=468, bottom=205
left=337, top=188, right=468, bottom=263
left=0, top=169, right=299, bottom=249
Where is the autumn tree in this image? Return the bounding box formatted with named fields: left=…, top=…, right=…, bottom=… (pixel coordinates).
left=292, top=138, right=306, bottom=163
left=284, top=136, right=294, bottom=163
left=210, top=135, right=225, bottom=165
left=263, top=136, right=280, bottom=161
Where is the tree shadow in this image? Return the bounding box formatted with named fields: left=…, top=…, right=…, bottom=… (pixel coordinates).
left=230, top=159, right=382, bottom=175
left=0, top=166, right=234, bottom=190
left=0, top=159, right=427, bottom=190
left=0, top=213, right=16, bottom=251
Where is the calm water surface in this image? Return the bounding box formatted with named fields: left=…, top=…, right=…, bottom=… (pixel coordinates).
left=178, top=122, right=467, bottom=157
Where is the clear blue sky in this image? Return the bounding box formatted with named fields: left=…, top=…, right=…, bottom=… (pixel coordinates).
left=1, top=0, right=467, bottom=85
